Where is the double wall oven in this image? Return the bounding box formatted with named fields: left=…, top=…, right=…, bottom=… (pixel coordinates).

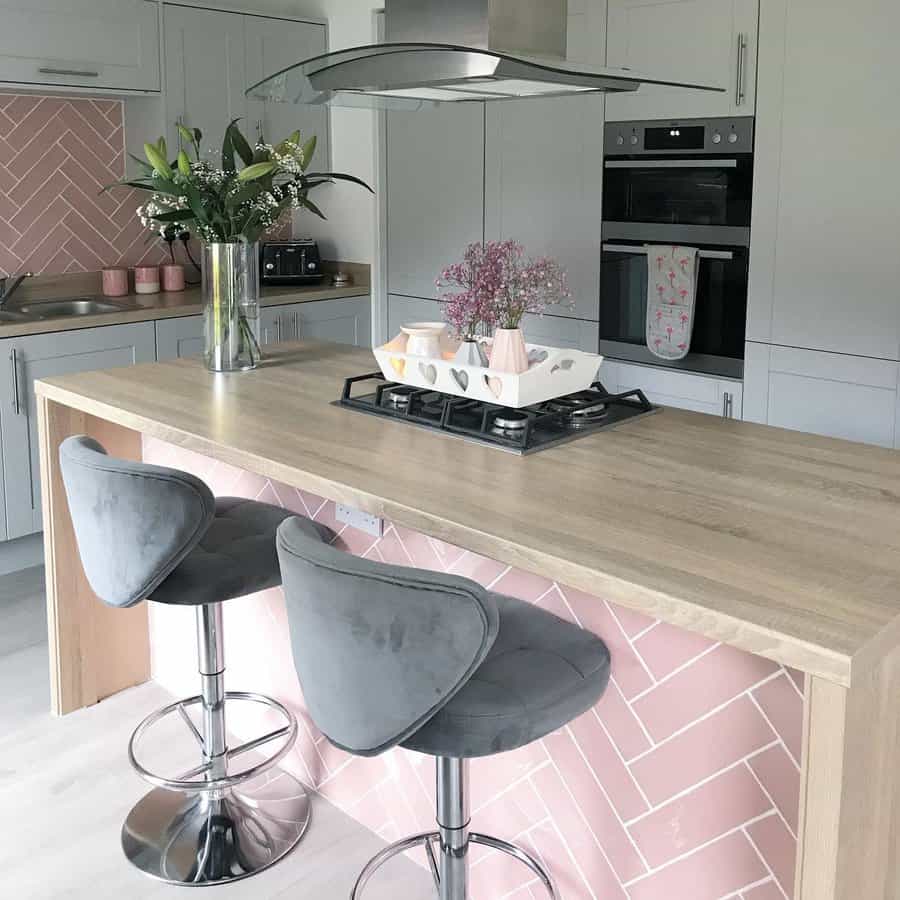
left=599, top=117, right=754, bottom=378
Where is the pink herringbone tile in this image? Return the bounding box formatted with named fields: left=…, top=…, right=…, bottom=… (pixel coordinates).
left=58, top=104, right=118, bottom=166
left=447, top=550, right=508, bottom=586
left=566, top=586, right=656, bottom=638
left=492, top=567, right=555, bottom=602
left=747, top=745, right=801, bottom=832
left=68, top=97, right=120, bottom=142
left=543, top=726, right=648, bottom=882
left=6, top=110, right=67, bottom=179
left=746, top=814, right=795, bottom=896
left=597, top=683, right=652, bottom=761
left=5, top=97, right=64, bottom=151
left=630, top=697, right=776, bottom=805
left=752, top=673, right=804, bottom=763
left=632, top=621, right=718, bottom=680
left=631, top=643, right=779, bottom=742
left=7, top=142, right=68, bottom=206
left=627, top=831, right=769, bottom=900
left=20, top=223, right=75, bottom=272
left=9, top=174, right=70, bottom=237
left=628, top=765, right=771, bottom=868
left=567, top=707, right=649, bottom=820
left=392, top=524, right=450, bottom=571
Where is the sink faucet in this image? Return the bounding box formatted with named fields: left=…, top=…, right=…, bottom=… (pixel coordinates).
left=0, top=271, right=33, bottom=308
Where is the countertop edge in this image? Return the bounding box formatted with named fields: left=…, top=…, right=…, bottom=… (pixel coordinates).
left=33, top=373, right=856, bottom=687
left=0, top=285, right=370, bottom=339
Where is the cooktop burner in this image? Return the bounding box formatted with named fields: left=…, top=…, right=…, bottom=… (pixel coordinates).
left=337, top=374, right=658, bottom=455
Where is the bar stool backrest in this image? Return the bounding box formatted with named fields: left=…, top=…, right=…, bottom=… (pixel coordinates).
left=276, top=516, right=500, bottom=757
left=59, top=435, right=215, bottom=609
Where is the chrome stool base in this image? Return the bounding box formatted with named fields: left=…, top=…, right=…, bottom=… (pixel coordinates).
left=350, top=831, right=558, bottom=900
left=122, top=769, right=312, bottom=886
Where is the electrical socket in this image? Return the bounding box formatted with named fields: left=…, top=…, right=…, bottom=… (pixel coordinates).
left=335, top=504, right=384, bottom=538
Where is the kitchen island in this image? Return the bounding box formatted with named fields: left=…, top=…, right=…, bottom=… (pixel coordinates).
left=34, top=342, right=900, bottom=900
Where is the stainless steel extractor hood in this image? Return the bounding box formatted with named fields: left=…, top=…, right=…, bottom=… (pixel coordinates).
left=246, top=0, right=724, bottom=111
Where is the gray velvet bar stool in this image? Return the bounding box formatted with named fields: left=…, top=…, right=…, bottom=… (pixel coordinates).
left=276, top=517, right=612, bottom=900
left=59, top=436, right=332, bottom=886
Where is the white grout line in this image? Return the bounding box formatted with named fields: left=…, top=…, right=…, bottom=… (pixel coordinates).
left=589, top=705, right=654, bottom=809
left=629, top=620, right=661, bottom=641
left=602, top=597, right=659, bottom=686
left=743, top=826, right=790, bottom=900
left=604, top=679, right=656, bottom=756
left=622, top=742, right=781, bottom=827
left=622, top=811, right=780, bottom=889
left=744, top=760, right=797, bottom=840
left=747, top=690, right=801, bottom=770
left=626, top=640, right=723, bottom=703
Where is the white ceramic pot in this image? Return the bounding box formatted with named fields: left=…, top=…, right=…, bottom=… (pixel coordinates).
left=401, top=322, right=446, bottom=357
left=453, top=339, right=489, bottom=367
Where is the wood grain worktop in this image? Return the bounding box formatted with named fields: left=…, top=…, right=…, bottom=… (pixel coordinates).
left=34, top=341, right=900, bottom=687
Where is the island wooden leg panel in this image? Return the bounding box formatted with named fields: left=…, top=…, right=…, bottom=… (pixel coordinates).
left=796, top=653, right=900, bottom=900
left=37, top=396, right=150, bottom=716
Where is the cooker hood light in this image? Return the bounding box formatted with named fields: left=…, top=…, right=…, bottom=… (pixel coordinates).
left=247, top=0, right=724, bottom=110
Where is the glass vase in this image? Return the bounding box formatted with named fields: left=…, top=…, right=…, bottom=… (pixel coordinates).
left=202, top=241, right=261, bottom=372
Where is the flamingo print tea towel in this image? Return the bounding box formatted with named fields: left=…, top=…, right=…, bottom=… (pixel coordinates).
left=646, top=246, right=699, bottom=361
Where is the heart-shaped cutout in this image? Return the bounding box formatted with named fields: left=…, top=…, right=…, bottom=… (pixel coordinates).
left=551, top=359, right=575, bottom=374
left=528, top=349, right=549, bottom=365
left=450, top=368, right=469, bottom=391
left=418, top=362, right=437, bottom=385
left=483, top=375, right=503, bottom=399
left=389, top=357, right=406, bottom=378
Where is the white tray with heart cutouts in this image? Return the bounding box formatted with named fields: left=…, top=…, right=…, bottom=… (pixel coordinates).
left=373, top=342, right=604, bottom=408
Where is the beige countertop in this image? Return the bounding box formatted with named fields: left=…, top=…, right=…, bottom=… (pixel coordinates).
left=0, top=266, right=370, bottom=338
left=35, top=341, right=900, bottom=687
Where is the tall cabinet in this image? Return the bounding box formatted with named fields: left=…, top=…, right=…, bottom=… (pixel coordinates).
left=743, top=0, right=900, bottom=446
left=164, top=4, right=328, bottom=160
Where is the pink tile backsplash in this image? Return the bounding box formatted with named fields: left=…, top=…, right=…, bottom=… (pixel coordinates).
left=143, top=437, right=802, bottom=900
left=0, top=93, right=168, bottom=276
left=0, top=92, right=292, bottom=278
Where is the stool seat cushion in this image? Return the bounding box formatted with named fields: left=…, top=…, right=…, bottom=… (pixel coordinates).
left=150, top=499, right=332, bottom=606
left=402, top=593, right=611, bottom=759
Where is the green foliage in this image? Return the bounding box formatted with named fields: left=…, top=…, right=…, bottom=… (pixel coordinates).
left=108, top=119, right=373, bottom=245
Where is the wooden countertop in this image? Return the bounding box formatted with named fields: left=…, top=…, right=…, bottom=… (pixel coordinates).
left=35, top=342, right=900, bottom=686
left=0, top=283, right=369, bottom=339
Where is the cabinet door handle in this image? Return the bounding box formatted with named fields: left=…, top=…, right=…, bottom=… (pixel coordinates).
left=294, top=311, right=300, bottom=338
left=276, top=318, right=282, bottom=343
left=735, top=33, right=748, bottom=106
left=722, top=391, right=734, bottom=419
left=39, top=66, right=100, bottom=78
left=10, top=349, right=21, bottom=416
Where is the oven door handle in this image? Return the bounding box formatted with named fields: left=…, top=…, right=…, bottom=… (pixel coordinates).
left=604, top=158, right=739, bottom=169
left=602, top=243, right=735, bottom=261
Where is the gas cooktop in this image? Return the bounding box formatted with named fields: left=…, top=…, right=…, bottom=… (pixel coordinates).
left=337, top=374, right=658, bottom=455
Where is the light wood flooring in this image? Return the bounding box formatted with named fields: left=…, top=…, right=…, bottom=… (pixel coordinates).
left=0, top=567, right=434, bottom=900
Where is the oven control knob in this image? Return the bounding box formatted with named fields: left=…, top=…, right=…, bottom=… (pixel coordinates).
left=630, top=134, right=639, bottom=145
left=265, top=262, right=275, bottom=271
left=728, top=132, right=739, bottom=144
left=616, top=134, right=624, bottom=146
left=307, top=262, right=317, bottom=271
left=712, top=131, right=722, bottom=144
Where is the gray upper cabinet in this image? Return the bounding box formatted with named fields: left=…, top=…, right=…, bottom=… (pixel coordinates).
left=0, top=0, right=160, bottom=93
left=244, top=15, right=328, bottom=159
left=164, top=4, right=247, bottom=155
left=484, top=95, right=605, bottom=321
left=746, top=0, right=900, bottom=361
left=605, top=0, right=758, bottom=122
left=387, top=104, right=486, bottom=301
left=0, top=322, right=156, bottom=540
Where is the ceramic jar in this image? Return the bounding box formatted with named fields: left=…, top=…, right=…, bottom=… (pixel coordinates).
left=401, top=322, right=446, bottom=357
left=134, top=266, right=160, bottom=294
left=101, top=267, right=129, bottom=297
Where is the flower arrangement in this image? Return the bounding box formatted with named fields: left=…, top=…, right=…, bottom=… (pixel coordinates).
left=109, top=119, right=372, bottom=243
left=436, top=240, right=572, bottom=339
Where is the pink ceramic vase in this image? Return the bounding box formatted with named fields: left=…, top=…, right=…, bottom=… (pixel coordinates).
left=490, top=327, right=529, bottom=374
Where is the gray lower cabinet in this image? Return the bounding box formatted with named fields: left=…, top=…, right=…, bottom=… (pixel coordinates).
left=602, top=359, right=744, bottom=419
left=743, top=342, right=897, bottom=447
left=155, top=316, right=205, bottom=360
left=262, top=298, right=372, bottom=348
left=0, top=322, right=156, bottom=541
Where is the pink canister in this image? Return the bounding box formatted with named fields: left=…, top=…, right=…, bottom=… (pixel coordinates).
left=101, top=267, right=129, bottom=297
left=160, top=264, right=186, bottom=292
left=134, top=265, right=160, bottom=295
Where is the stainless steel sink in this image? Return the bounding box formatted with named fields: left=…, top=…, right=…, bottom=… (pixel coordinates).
left=14, top=297, right=130, bottom=319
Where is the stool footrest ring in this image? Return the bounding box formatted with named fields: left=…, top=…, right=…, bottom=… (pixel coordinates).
left=350, top=830, right=558, bottom=900
left=128, top=691, right=298, bottom=793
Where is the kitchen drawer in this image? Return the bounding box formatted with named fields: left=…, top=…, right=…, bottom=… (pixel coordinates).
left=0, top=0, right=160, bottom=93
left=155, top=316, right=203, bottom=361
left=602, top=360, right=743, bottom=418
left=263, top=298, right=371, bottom=348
